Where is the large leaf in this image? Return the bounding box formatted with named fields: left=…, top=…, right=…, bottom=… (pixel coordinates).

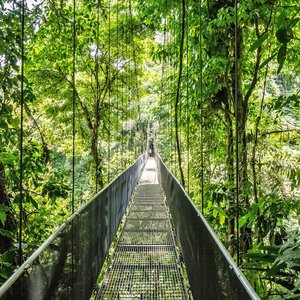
left=239, top=214, right=249, bottom=228
left=0, top=204, right=10, bottom=226
left=276, top=27, right=293, bottom=44
left=277, top=44, right=287, bottom=74
left=249, top=33, right=268, bottom=52
left=259, top=52, right=277, bottom=70
left=0, top=153, right=18, bottom=166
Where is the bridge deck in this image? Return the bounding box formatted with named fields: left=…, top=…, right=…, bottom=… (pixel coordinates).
left=98, top=158, right=188, bottom=299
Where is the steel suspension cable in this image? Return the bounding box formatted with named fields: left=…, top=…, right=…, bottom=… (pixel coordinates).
left=71, top=0, right=76, bottom=214
left=172, top=0, right=176, bottom=173
left=121, top=8, right=124, bottom=168
left=161, top=0, right=167, bottom=151
left=95, top=0, right=100, bottom=192
left=71, top=2, right=76, bottom=292
left=125, top=1, right=129, bottom=162
left=199, top=0, right=204, bottom=214
left=131, top=1, right=140, bottom=156
left=18, top=0, right=25, bottom=266
left=107, top=0, right=111, bottom=182
left=186, top=0, right=190, bottom=193
left=116, top=0, right=119, bottom=172
left=234, top=0, right=240, bottom=267
left=167, top=2, right=172, bottom=167
left=128, top=0, right=133, bottom=161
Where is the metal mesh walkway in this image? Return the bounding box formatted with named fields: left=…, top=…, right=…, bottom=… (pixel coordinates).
left=98, top=158, right=188, bottom=299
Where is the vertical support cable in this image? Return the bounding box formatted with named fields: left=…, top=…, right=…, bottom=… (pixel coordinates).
left=125, top=0, right=128, bottom=163
left=131, top=0, right=140, bottom=156
left=121, top=9, right=124, bottom=168
left=107, top=0, right=111, bottom=182
left=234, top=0, right=240, bottom=267
left=167, top=4, right=172, bottom=165
left=199, top=0, right=204, bottom=214
left=95, top=0, right=100, bottom=193
left=161, top=0, right=167, bottom=157
left=72, top=0, right=76, bottom=214
left=172, top=0, right=176, bottom=173
left=71, top=1, right=76, bottom=296
left=186, top=0, right=190, bottom=193
left=18, top=0, right=25, bottom=267
left=129, top=0, right=133, bottom=161
left=116, top=0, right=119, bottom=172
left=168, top=2, right=172, bottom=168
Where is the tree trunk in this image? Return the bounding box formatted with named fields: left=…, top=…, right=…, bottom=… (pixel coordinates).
left=91, top=132, right=104, bottom=191
left=235, top=27, right=252, bottom=253
left=224, top=103, right=235, bottom=253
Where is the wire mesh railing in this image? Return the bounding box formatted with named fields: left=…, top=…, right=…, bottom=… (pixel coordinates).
left=0, top=153, right=147, bottom=300
left=155, top=153, right=260, bottom=300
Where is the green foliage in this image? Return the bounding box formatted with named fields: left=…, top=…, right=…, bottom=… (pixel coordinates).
left=0, top=204, right=10, bottom=226
left=145, top=0, right=300, bottom=298
left=245, top=233, right=300, bottom=299
left=0, top=0, right=299, bottom=297
left=0, top=0, right=147, bottom=285
left=42, top=172, right=70, bottom=203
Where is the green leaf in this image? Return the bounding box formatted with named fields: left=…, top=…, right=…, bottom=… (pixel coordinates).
left=0, top=211, right=7, bottom=226
left=295, top=277, right=300, bottom=289
left=259, top=52, right=277, bottom=70
left=277, top=44, right=287, bottom=74
left=0, top=229, right=14, bottom=239
left=0, top=153, right=18, bottom=166
left=239, top=214, right=249, bottom=228
left=0, top=204, right=10, bottom=225
left=246, top=252, right=277, bottom=263
left=30, top=197, right=39, bottom=209
left=276, top=10, right=286, bottom=28
left=249, top=33, right=268, bottom=52
left=276, top=27, right=293, bottom=44
left=288, top=17, right=299, bottom=28
left=219, top=213, right=225, bottom=226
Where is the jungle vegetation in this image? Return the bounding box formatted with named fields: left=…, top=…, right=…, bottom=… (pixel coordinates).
left=0, top=0, right=299, bottom=298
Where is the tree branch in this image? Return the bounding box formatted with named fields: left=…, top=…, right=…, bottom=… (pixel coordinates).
left=261, top=129, right=300, bottom=136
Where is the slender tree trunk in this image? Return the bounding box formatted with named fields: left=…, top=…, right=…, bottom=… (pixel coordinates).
left=174, top=0, right=186, bottom=187
left=91, top=131, right=104, bottom=191
left=224, top=105, right=235, bottom=253
left=251, top=65, right=268, bottom=243
left=236, top=27, right=253, bottom=253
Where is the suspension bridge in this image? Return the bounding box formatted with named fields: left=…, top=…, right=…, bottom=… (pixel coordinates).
left=1, top=0, right=282, bottom=297
left=0, top=153, right=259, bottom=299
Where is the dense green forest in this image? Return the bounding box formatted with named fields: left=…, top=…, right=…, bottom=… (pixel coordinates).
left=0, top=0, right=299, bottom=298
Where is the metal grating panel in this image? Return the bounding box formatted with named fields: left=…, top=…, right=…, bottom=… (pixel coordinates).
left=98, top=160, right=188, bottom=300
